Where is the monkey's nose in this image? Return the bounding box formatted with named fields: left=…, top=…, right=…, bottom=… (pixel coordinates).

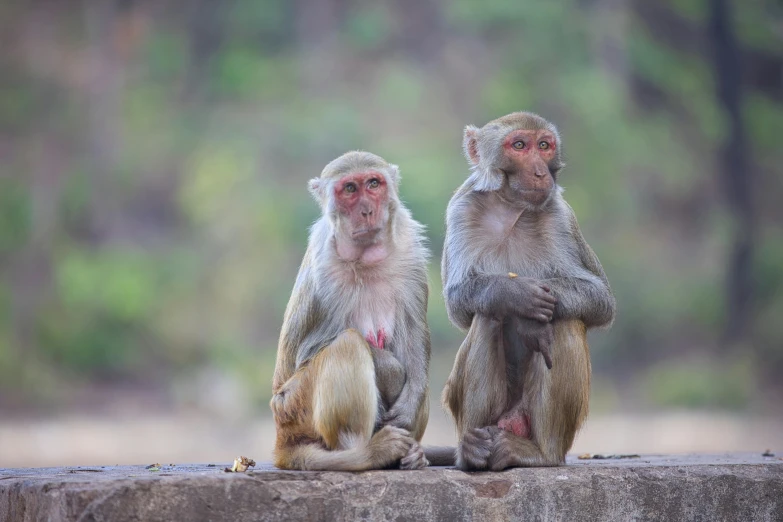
left=361, top=209, right=373, bottom=217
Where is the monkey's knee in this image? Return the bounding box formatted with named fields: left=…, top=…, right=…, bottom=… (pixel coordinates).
left=312, top=329, right=378, bottom=449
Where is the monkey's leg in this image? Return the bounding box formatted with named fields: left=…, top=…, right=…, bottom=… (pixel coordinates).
left=446, top=316, right=510, bottom=470
left=370, top=346, right=428, bottom=470
left=274, top=329, right=414, bottom=471
left=489, top=319, right=590, bottom=470
left=496, top=316, right=543, bottom=439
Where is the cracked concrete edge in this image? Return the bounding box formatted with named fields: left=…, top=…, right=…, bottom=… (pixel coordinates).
left=1, top=457, right=782, bottom=521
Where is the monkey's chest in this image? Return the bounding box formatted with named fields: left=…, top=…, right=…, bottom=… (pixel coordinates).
left=348, top=283, right=397, bottom=350
left=477, top=216, right=561, bottom=277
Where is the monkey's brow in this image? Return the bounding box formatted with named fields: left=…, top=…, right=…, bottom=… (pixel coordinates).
left=330, top=163, right=387, bottom=177
left=340, top=170, right=385, bottom=180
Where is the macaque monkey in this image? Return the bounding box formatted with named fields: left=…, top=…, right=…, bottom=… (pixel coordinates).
left=271, top=151, right=431, bottom=471
left=428, top=112, right=615, bottom=470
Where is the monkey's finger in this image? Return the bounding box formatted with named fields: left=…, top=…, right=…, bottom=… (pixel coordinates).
left=401, top=443, right=429, bottom=470
left=528, top=335, right=541, bottom=354
left=533, top=313, right=550, bottom=323
left=540, top=346, right=554, bottom=370
left=538, top=291, right=558, bottom=304
left=541, top=328, right=555, bottom=369
left=540, top=284, right=551, bottom=293
left=468, top=427, right=493, bottom=441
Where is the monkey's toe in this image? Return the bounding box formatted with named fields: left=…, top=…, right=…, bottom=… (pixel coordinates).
left=457, top=428, right=493, bottom=470
left=370, top=426, right=415, bottom=468
left=488, top=432, right=521, bottom=471
left=400, top=443, right=428, bottom=470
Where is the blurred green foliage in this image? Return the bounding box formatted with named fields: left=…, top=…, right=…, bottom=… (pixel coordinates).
left=0, top=0, right=780, bottom=413
left=643, top=356, right=756, bottom=410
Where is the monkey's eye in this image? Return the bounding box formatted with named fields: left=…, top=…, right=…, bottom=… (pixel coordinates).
left=512, top=140, right=525, bottom=150
left=368, top=179, right=380, bottom=189
left=538, top=141, right=550, bottom=150
left=344, top=183, right=357, bottom=193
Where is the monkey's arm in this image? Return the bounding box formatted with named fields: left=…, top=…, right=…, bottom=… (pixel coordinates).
left=382, top=276, right=431, bottom=433
left=443, top=245, right=556, bottom=330
left=542, top=211, right=616, bottom=328
left=273, top=252, right=340, bottom=392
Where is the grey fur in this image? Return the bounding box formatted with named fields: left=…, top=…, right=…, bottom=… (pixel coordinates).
left=435, top=113, right=615, bottom=470
left=274, top=151, right=431, bottom=436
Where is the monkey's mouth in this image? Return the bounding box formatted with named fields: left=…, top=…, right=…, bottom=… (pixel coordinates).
left=351, top=227, right=381, bottom=241
left=518, top=188, right=553, bottom=201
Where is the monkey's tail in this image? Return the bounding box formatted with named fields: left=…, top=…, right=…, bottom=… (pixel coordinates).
left=423, top=446, right=456, bottom=466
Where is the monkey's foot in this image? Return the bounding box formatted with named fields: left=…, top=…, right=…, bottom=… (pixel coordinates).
left=497, top=410, right=531, bottom=439
left=270, top=391, right=296, bottom=425
left=368, top=426, right=415, bottom=469
left=488, top=430, right=523, bottom=471
left=456, top=427, right=494, bottom=470
left=400, top=442, right=428, bottom=470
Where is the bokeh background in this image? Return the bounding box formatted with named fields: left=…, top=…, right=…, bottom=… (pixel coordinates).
left=1, top=0, right=782, bottom=467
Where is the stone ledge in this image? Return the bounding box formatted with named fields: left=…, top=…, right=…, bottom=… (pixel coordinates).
left=1, top=454, right=781, bottom=521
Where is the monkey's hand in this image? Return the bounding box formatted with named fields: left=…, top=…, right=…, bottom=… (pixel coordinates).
left=400, top=441, right=429, bottom=470
left=479, top=276, right=556, bottom=323
left=515, top=318, right=554, bottom=370
left=510, top=277, right=557, bottom=323
left=456, top=427, right=495, bottom=471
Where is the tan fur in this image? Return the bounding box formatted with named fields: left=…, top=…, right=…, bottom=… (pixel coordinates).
left=271, top=151, right=431, bottom=471
left=442, top=319, right=589, bottom=466
left=273, top=330, right=413, bottom=471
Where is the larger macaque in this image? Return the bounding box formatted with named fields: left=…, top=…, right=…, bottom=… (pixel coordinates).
left=430, top=112, right=615, bottom=470
left=271, top=151, right=431, bottom=471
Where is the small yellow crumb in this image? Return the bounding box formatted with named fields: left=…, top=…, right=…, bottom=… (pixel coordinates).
left=225, top=456, right=256, bottom=473
left=578, top=453, right=592, bottom=460
left=508, top=272, right=518, bottom=278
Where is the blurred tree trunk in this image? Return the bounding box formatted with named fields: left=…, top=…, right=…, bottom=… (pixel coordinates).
left=185, top=0, right=224, bottom=100
left=84, top=0, right=134, bottom=241
left=708, top=0, right=754, bottom=347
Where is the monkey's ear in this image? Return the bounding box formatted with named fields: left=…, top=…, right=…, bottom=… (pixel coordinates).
left=387, top=164, right=401, bottom=185
left=462, top=125, right=480, bottom=165
left=308, top=177, right=324, bottom=202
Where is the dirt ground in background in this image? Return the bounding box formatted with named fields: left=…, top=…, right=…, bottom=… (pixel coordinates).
left=1, top=406, right=781, bottom=468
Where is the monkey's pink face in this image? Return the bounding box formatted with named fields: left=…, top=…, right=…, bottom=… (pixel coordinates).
left=501, top=129, right=558, bottom=205
left=334, top=171, right=389, bottom=243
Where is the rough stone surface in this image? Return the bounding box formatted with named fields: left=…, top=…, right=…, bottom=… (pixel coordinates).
left=1, top=454, right=781, bottom=521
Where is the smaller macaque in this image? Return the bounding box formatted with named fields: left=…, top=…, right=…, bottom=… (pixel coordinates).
left=271, top=151, right=432, bottom=471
